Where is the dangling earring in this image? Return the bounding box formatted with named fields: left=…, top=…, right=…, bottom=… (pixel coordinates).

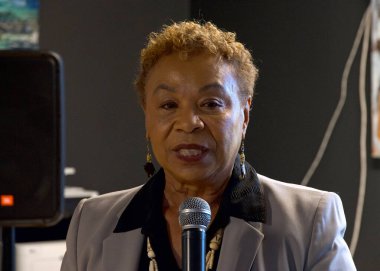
left=144, top=139, right=155, bottom=178
left=239, top=137, right=246, bottom=180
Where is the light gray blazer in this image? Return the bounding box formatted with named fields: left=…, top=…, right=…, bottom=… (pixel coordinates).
left=60, top=174, right=356, bottom=271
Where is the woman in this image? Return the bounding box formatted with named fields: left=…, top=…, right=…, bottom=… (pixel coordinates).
left=61, top=21, right=356, bottom=271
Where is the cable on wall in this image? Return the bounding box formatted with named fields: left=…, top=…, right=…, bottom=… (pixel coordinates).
left=349, top=3, right=371, bottom=256
left=301, top=5, right=371, bottom=187
left=298, top=4, right=372, bottom=257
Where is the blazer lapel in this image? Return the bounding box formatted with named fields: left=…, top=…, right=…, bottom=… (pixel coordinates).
left=217, top=217, right=264, bottom=271
left=101, top=228, right=144, bottom=271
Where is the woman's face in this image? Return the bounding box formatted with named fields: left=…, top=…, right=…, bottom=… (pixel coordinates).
left=144, top=52, right=251, bottom=188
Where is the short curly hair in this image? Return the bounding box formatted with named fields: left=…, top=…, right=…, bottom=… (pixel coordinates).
left=135, top=21, right=258, bottom=106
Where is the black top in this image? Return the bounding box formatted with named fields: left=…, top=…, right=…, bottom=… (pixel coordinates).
left=113, top=159, right=266, bottom=270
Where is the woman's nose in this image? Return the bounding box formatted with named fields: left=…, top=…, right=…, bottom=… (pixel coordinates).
left=175, top=108, right=204, bottom=133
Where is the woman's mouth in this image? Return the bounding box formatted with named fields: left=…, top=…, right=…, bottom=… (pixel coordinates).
left=173, top=144, right=208, bottom=162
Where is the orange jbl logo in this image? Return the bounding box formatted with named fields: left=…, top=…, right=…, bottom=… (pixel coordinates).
left=0, top=195, right=14, bottom=206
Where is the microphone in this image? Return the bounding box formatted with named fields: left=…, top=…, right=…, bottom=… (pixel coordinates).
left=179, top=197, right=211, bottom=271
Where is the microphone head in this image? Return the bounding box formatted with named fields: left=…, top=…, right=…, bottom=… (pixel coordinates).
left=179, top=197, right=211, bottom=231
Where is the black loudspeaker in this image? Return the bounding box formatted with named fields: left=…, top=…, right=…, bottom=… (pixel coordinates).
left=0, top=51, right=65, bottom=227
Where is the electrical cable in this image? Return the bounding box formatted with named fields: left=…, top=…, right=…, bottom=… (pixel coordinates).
left=298, top=4, right=372, bottom=257
left=349, top=4, right=371, bottom=256
left=301, top=5, right=371, bottom=186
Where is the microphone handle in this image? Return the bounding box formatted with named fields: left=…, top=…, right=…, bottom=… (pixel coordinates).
left=182, top=228, right=206, bottom=271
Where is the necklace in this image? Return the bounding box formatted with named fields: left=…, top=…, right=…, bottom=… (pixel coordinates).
left=147, top=228, right=224, bottom=271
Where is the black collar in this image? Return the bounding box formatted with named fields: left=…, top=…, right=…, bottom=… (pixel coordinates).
left=114, top=159, right=266, bottom=233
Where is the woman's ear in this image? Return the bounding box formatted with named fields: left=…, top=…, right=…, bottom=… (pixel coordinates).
left=242, top=96, right=252, bottom=135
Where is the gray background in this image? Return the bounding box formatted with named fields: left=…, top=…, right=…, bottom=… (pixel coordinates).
left=40, top=0, right=190, bottom=193
left=39, top=0, right=379, bottom=269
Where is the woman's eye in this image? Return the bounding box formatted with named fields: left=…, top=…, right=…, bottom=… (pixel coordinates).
left=160, top=101, right=177, bottom=110
left=202, top=100, right=223, bottom=109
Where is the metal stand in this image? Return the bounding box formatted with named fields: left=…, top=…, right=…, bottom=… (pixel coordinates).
left=1, top=227, right=15, bottom=271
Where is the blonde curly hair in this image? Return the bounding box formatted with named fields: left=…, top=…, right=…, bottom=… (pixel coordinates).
left=135, top=21, right=258, bottom=105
